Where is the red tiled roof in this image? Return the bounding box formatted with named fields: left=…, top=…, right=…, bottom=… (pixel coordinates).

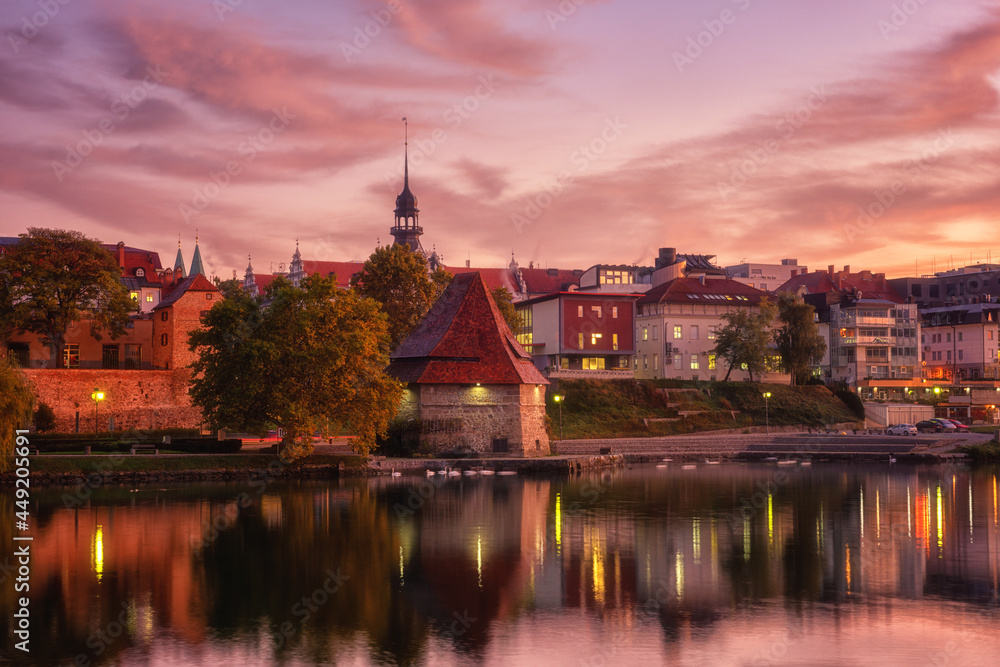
left=389, top=272, right=549, bottom=385
left=638, top=277, right=770, bottom=306
left=300, top=260, right=364, bottom=288
left=777, top=271, right=904, bottom=303
left=154, top=273, right=219, bottom=309
left=518, top=267, right=581, bottom=294
left=776, top=272, right=838, bottom=295
left=442, top=266, right=517, bottom=293
left=100, top=244, right=164, bottom=284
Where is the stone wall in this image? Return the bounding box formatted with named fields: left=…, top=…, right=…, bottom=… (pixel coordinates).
left=23, top=369, right=201, bottom=432
left=411, top=383, right=549, bottom=457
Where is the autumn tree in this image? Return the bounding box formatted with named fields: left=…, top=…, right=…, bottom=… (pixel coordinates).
left=0, top=357, right=34, bottom=471
left=774, top=292, right=827, bottom=385
left=0, top=228, right=133, bottom=368
left=349, top=245, right=444, bottom=347
left=188, top=274, right=402, bottom=458
left=212, top=276, right=248, bottom=300
left=713, top=299, right=777, bottom=382
left=491, top=286, right=520, bottom=335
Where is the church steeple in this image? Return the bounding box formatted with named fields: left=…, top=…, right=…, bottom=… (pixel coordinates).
left=244, top=254, right=258, bottom=298
left=173, top=236, right=186, bottom=278
left=391, top=117, right=423, bottom=253
left=189, top=232, right=205, bottom=277
left=288, top=239, right=305, bottom=287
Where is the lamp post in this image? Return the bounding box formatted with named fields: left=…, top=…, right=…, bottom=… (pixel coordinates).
left=91, top=388, right=105, bottom=434
left=762, top=391, right=771, bottom=435
left=553, top=394, right=565, bottom=440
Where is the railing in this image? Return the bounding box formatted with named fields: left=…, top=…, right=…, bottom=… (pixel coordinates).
left=547, top=368, right=634, bottom=380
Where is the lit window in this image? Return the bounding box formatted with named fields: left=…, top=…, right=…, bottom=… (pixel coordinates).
left=145, top=294, right=153, bottom=302
left=642, top=326, right=648, bottom=341
left=612, top=306, right=618, bottom=318
left=708, top=354, right=716, bottom=370
left=591, top=333, right=602, bottom=345
left=578, top=333, right=584, bottom=350
left=591, top=306, right=602, bottom=318
left=612, top=333, right=618, bottom=351
left=673, top=325, right=682, bottom=339
left=690, top=355, right=699, bottom=370
left=653, top=354, right=659, bottom=370
left=673, top=353, right=682, bottom=370
left=578, top=305, right=583, bottom=317
left=708, top=328, right=717, bottom=341
left=63, top=343, right=80, bottom=369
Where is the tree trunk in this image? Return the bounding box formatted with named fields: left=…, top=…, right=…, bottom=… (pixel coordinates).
left=723, top=363, right=734, bottom=382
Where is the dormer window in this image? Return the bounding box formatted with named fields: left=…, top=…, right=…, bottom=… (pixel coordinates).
left=135, top=268, right=145, bottom=277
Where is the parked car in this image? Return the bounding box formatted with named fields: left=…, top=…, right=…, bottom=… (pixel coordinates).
left=916, top=420, right=955, bottom=433
left=942, top=419, right=971, bottom=432
left=887, top=423, right=918, bottom=436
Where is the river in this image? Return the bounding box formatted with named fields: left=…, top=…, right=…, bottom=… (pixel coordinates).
left=3, top=461, right=1000, bottom=666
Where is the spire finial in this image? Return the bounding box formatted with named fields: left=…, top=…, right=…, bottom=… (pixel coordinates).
left=178, top=234, right=181, bottom=249
left=402, top=116, right=408, bottom=186
left=195, top=228, right=199, bottom=244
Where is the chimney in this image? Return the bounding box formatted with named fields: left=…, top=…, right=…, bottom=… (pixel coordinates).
left=843, top=265, right=850, bottom=273
left=162, top=269, right=173, bottom=289
left=656, top=247, right=677, bottom=270
left=828, top=265, right=834, bottom=276
left=116, top=242, right=125, bottom=272
left=465, top=259, right=470, bottom=268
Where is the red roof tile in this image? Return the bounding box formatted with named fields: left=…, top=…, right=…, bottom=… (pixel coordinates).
left=154, top=273, right=219, bottom=309
left=638, top=277, right=770, bottom=306
left=300, top=260, right=364, bottom=288
left=389, top=272, right=549, bottom=385
left=518, top=267, right=581, bottom=294
left=442, top=266, right=517, bottom=293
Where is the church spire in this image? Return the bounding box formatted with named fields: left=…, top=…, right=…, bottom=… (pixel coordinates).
left=244, top=254, right=259, bottom=298
left=173, top=235, right=186, bottom=278
left=189, top=231, right=205, bottom=277
left=391, top=116, right=423, bottom=253
left=288, top=239, right=305, bottom=287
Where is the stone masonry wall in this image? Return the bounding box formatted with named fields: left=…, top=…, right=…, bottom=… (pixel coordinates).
left=414, top=384, right=549, bottom=457
left=23, top=369, right=202, bottom=432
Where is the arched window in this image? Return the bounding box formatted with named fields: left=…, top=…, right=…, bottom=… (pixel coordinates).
left=160, top=333, right=168, bottom=346
left=135, top=268, right=145, bottom=277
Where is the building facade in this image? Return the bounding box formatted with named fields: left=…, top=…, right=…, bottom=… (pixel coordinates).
left=725, top=258, right=809, bottom=292
left=920, top=304, right=1000, bottom=381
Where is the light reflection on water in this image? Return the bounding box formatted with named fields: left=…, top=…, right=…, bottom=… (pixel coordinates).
left=4, top=462, right=1000, bottom=666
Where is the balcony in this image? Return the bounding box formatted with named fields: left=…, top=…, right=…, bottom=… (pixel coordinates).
left=547, top=368, right=635, bottom=380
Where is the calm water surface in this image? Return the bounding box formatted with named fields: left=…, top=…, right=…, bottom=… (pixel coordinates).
left=4, top=462, right=1000, bottom=666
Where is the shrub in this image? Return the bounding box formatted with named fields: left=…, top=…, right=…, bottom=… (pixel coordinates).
left=834, top=388, right=866, bottom=418
left=33, top=403, right=57, bottom=432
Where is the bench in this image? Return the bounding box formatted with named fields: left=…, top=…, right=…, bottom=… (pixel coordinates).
left=130, top=444, right=158, bottom=455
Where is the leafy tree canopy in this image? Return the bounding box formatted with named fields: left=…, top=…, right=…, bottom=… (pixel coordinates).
left=350, top=245, right=441, bottom=347
left=212, top=276, right=247, bottom=300
left=0, top=228, right=133, bottom=367
left=774, top=292, right=827, bottom=386
left=0, top=357, right=34, bottom=471
left=188, top=274, right=402, bottom=457
left=713, top=299, right=777, bottom=382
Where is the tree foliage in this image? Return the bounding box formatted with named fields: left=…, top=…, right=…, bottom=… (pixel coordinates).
left=0, top=228, right=133, bottom=367
left=0, top=357, right=35, bottom=471
left=713, top=299, right=777, bottom=382
left=774, top=292, right=827, bottom=386
left=350, top=245, right=440, bottom=347
left=212, top=276, right=247, bottom=300
left=188, top=274, right=402, bottom=457
left=491, top=286, right=520, bottom=335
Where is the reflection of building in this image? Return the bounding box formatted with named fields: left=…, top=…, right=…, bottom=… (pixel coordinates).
left=389, top=272, right=550, bottom=456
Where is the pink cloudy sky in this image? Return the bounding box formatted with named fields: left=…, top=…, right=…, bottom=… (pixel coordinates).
left=1, top=0, right=999, bottom=279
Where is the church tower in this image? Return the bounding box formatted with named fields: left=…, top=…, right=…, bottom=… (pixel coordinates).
left=390, top=117, right=424, bottom=253
left=288, top=239, right=305, bottom=287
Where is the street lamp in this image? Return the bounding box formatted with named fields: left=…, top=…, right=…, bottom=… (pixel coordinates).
left=553, top=394, right=565, bottom=440
left=762, top=391, right=771, bottom=435
left=91, top=388, right=105, bottom=434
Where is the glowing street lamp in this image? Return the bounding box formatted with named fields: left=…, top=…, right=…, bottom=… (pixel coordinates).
left=91, top=388, right=105, bottom=434
left=553, top=394, right=566, bottom=440
left=762, top=391, right=772, bottom=435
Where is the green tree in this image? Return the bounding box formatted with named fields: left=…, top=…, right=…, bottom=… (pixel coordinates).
left=491, top=286, right=520, bottom=335
left=430, top=266, right=453, bottom=302
left=774, top=292, right=827, bottom=385
left=188, top=274, right=402, bottom=457
left=213, top=276, right=248, bottom=300
left=713, top=300, right=777, bottom=382
left=0, top=357, right=34, bottom=471
left=350, top=245, right=439, bottom=347
left=0, top=228, right=133, bottom=368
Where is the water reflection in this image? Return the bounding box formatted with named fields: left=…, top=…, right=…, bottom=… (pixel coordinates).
left=3, top=464, right=1000, bottom=665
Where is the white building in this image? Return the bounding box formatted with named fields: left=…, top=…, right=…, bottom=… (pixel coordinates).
left=725, top=258, right=808, bottom=293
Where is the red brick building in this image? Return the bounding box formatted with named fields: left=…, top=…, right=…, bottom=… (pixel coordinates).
left=152, top=274, right=220, bottom=371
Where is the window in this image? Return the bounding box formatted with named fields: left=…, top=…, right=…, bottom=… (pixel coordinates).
left=102, top=345, right=119, bottom=369
left=583, top=357, right=605, bottom=370
left=653, top=354, right=659, bottom=370
left=590, top=333, right=602, bottom=345
left=612, top=306, right=618, bottom=318
left=958, top=332, right=963, bottom=342
left=690, top=325, right=699, bottom=340
left=129, top=291, right=140, bottom=306
left=612, top=333, right=618, bottom=351
left=673, top=353, right=682, bottom=370
left=591, top=305, right=602, bottom=318
left=206, top=293, right=213, bottom=300
left=708, top=354, right=716, bottom=370
left=578, top=333, right=584, bottom=350
left=63, top=343, right=80, bottom=369
left=135, top=268, right=145, bottom=277
left=947, top=350, right=952, bottom=361
left=958, top=350, right=964, bottom=361
left=708, top=327, right=717, bottom=341
left=912, top=284, right=922, bottom=297
left=673, top=325, right=682, bottom=339
left=161, top=333, right=168, bottom=346
left=652, top=326, right=658, bottom=340
left=145, top=294, right=153, bottom=302
left=643, top=356, right=648, bottom=371
left=578, top=305, right=584, bottom=317
left=161, top=311, right=168, bottom=321
left=947, top=333, right=952, bottom=342
left=690, top=355, right=699, bottom=370
left=7, top=343, right=29, bottom=368
left=642, top=326, right=648, bottom=341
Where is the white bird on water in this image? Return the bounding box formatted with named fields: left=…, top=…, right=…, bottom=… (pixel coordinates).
left=391, top=469, right=402, bottom=477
